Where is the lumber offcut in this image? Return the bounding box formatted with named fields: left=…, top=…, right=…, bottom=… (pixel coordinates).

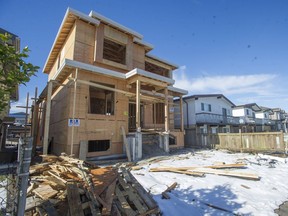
left=150, top=166, right=260, bottom=180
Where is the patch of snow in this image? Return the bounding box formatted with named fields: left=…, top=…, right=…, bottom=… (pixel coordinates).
left=132, top=150, right=288, bottom=215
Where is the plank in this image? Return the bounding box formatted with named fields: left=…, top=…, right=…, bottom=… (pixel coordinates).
left=118, top=177, right=148, bottom=214
left=34, top=184, right=58, bottom=200
left=125, top=169, right=159, bottom=211
left=101, top=178, right=117, bottom=215
left=190, top=168, right=260, bottom=180
left=66, top=182, right=85, bottom=216
left=121, top=126, right=131, bottom=162
left=25, top=196, right=43, bottom=211
left=149, top=168, right=205, bottom=177
left=47, top=171, right=67, bottom=184
left=150, top=167, right=259, bottom=180
left=40, top=200, right=59, bottom=216
left=115, top=186, right=137, bottom=216
left=90, top=167, right=118, bottom=195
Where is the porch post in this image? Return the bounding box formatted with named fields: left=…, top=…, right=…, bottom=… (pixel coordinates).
left=164, top=87, right=169, bottom=132
left=163, top=87, right=169, bottom=152
left=43, top=81, right=53, bottom=155
left=71, top=68, right=78, bottom=156
left=136, top=79, right=141, bottom=130
left=180, top=96, right=184, bottom=132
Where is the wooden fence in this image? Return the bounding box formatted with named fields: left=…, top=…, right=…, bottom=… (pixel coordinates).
left=217, top=132, right=288, bottom=153
left=185, top=129, right=288, bottom=153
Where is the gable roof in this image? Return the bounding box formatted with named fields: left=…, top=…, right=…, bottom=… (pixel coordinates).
left=233, top=103, right=261, bottom=111
left=179, top=94, right=235, bottom=106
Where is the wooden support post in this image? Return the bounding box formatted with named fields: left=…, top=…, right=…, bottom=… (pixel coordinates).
left=43, top=81, right=53, bottom=155
left=32, top=87, right=39, bottom=156
left=136, top=79, right=141, bottom=130
left=164, top=88, right=169, bottom=132
left=24, top=92, right=29, bottom=139
left=71, top=68, right=78, bottom=156
left=180, top=96, right=184, bottom=132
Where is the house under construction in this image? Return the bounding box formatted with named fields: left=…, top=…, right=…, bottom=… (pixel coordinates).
left=37, top=8, right=187, bottom=160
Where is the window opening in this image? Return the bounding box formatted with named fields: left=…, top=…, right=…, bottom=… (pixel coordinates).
left=88, top=140, right=110, bottom=152
left=89, top=83, right=115, bottom=115
left=103, top=38, right=126, bottom=65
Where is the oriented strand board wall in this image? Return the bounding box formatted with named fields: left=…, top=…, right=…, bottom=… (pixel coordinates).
left=63, top=70, right=129, bottom=157
left=48, top=24, right=76, bottom=80
left=74, top=20, right=95, bottom=64
left=132, top=43, right=145, bottom=70
left=49, top=83, right=71, bottom=155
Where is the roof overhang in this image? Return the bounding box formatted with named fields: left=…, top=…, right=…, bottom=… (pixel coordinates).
left=133, top=38, right=153, bottom=52
left=126, top=68, right=174, bottom=85
left=146, top=53, right=178, bottom=70
left=89, top=10, right=143, bottom=39
left=43, top=8, right=100, bottom=74
left=167, top=86, right=188, bottom=96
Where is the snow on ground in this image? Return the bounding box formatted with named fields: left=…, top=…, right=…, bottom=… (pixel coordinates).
left=131, top=150, right=288, bottom=216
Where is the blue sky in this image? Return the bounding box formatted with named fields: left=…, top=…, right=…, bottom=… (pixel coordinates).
left=1, top=0, right=288, bottom=112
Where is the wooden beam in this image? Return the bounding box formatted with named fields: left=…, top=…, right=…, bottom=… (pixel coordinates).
left=164, top=88, right=169, bottom=132
left=67, top=182, right=85, bottom=216
left=180, top=96, right=184, bottom=132
left=71, top=68, right=78, bottom=156
left=43, top=81, right=53, bottom=155
left=128, top=76, right=167, bottom=88
left=136, top=79, right=141, bottom=129
left=70, top=78, right=135, bottom=97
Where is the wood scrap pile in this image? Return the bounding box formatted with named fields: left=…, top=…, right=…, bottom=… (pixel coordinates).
left=148, top=163, right=261, bottom=181
left=25, top=154, right=161, bottom=216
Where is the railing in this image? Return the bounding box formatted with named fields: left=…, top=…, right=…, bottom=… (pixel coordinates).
left=195, top=113, right=240, bottom=125
left=240, top=117, right=276, bottom=125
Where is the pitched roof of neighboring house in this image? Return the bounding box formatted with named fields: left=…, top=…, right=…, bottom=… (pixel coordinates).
left=233, top=103, right=261, bottom=111
left=258, top=106, right=273, bottom=113
left=177, top=94, right=235, bottom=106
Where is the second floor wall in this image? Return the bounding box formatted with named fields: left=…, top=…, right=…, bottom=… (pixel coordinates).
left=45, top=10, right=176, bottom=82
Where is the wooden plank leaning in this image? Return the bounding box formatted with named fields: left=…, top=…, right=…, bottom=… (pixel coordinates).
left=66, top=181, right=85, bottom=216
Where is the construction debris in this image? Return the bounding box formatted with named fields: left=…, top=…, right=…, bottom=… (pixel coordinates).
left=25, top=154, right=161, bottom=215
left=161, top=182, right=178, bottom=199
left=149, top=163, right=260, bottom=180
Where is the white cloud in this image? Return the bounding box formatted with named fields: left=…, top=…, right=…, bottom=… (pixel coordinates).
left=173, top=66, right=277, bottom=96
left=10, top=97, right=32, bottom=114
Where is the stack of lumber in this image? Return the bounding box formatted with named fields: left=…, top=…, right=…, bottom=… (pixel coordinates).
left=148, top=163, right=261, bottom=181
left=25, top=155, right=160, bottom=216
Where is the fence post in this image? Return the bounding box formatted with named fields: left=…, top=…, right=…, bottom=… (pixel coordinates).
left=239, top=129, right=243, bottom=153
left=17, top=137, right=33, bottom=216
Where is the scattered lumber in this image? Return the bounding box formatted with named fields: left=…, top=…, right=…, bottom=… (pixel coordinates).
left=150, top=167, right=205, bottom=177
left=149, top=163, right=260, bottom=181
left=161, top=182, right=178, bottom=199
left=25, top=154, right=160, bottom=216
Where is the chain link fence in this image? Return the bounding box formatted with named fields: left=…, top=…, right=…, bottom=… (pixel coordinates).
left=0, top=137, right=32, bottom=216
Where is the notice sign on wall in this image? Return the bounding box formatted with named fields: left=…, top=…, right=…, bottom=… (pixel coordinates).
left=68, top=118, right=80, bottom=127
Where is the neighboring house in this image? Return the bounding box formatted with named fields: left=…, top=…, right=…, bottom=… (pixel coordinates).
left=232, top=103, right=262, bottom=132
left=37, top=8, right=187, bottom=159
left=175, top=94, right=238, bottom=133
left=9, top=112, right=27, bottom=126
left=270, top=108, right=287, bottom=132
left=255, top=107, right=274, bottom=132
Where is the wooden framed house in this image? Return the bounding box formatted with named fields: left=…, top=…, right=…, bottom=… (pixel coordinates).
left=37, top=8, right=187, bottom=160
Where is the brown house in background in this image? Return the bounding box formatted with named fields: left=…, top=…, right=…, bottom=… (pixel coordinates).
left=38, top=8, right=187, bottom=160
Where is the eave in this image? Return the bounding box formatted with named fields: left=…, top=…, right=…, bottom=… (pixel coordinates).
left=43, top=8, right=100, bottom=74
